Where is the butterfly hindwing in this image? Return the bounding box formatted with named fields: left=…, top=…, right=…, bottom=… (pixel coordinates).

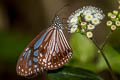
left=48, top=29, right=72, bottom=70
left=37, top=27, right=72, bottom=70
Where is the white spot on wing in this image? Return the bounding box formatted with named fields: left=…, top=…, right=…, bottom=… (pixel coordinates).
left=45, top=64, right=47, bottom=66
left=40, top=53, right=43, bottom=57
left=48, top=62, right=51, bottom=65
left=21, top=69, right=24, bottom=72
left=18, top=66, right=21, bottom=69
left=29, top=68, right=31, bottom=71
left=43, top=59, right=47, bottom=63
left=26, top=48, right=29, bottom=51
left=37, top=68, right=39, bottom=71
left=61, top=62, right=64, bottom=64
left=34, top=65, right=38, bottom=68
left=51, top=65, right=53, bottom=68
left=25, top=71, right=27, bottom=74
left=58, top=64, right=61, bottom=66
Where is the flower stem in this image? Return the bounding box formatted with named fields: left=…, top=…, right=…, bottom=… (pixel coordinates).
left=92, top=32, right=118, bottom=80
left=101, top=31, right=112, bottom=50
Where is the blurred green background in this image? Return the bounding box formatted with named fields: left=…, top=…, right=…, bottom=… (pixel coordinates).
left=0, top=0, right=120, bottom=80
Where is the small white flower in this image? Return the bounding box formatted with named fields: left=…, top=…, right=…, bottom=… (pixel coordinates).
left=70, top=25, right=78, bottom=33
left=82, top=6, right=104, bottom=14
left=94, top=13, right=104, bottom=20
left=85, top=14, right=93, bottom=21
left=106, top=21, right=112, bottom=26
left=87, top=24, right=95, bottom=30
left=111, top=14, right=116, bottom=19
left=81, top=22, right=87, bottom=26
left=86, top=31, right=93, bottom=38
left=69, top=17, right=78, bottom=25
left=75, top=9, right=83, bottom=16
left=92, top=18, right=100, bottom=25
left=74, top=13, right=80, bottom=17
left=111, top=25, right=116, bottom=30
left=115, top=21, right=120, bottom=26
left=83, top=10, right=92, bottom=15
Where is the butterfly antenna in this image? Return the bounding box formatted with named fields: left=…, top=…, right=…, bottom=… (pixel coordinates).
left=55, top=4, right=71, bottom=16
left=52, top=4, right=71, bottom=27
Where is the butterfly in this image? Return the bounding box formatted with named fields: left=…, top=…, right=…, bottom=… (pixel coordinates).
left=16, top=16, right=73, bottom=77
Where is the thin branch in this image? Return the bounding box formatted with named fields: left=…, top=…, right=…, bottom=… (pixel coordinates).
left=92, top=38, right=118, bottom=80
left=100, top=31, right=112, bottom=50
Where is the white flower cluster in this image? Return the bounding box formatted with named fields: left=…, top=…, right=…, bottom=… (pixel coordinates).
left=67, top=6, right=105, bottom=38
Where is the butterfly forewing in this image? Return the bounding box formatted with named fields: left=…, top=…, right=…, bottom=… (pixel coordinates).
left=16, top=27, right=54, bottom=76
left=16, top=47, right=44, bottom=76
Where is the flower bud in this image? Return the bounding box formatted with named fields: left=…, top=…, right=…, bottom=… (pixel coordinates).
left=81, top=22, right=87, bottom=28
left=111, top=14, right=116, bottom=20
left=118, top=14, right=120, bottom=19
left=118, top=0, right=120, bottom=4
left=115, top=21, right=120, bottom=26
left=111, top=25, right=117, bottom=30
left=108, top=12, right=113, bottom=17
left=113, top=10, right=118, bottom=15
left=118, top=5, right=120, bottom=9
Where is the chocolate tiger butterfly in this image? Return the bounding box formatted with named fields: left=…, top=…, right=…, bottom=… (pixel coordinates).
left=16, top=16, right=73, bottom=76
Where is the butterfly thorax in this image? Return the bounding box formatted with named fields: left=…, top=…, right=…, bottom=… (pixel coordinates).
left=52, top=16, right=63, bottom=29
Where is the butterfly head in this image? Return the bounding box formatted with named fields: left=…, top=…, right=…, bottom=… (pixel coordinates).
left=52, top=16, right=63, bottom=29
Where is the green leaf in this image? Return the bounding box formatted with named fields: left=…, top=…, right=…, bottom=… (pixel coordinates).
left=48, top=66, right=103, bottom=80
left=66, top=33, right=96, bottom=71
left=96, top=44, right=120, bottom=73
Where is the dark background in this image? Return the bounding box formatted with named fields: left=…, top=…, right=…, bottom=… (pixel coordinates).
left=0, top=0, right=120, bottom=80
